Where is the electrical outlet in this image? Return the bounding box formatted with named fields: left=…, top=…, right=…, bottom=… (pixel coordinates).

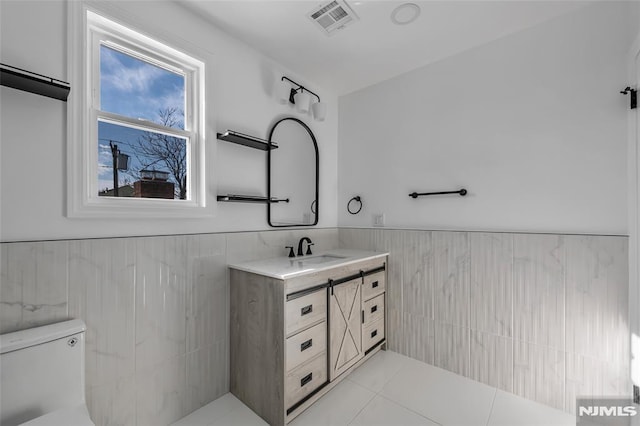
left=373, top=213, right=385, bottom=227
left=634, top=385, right=639, bottom=404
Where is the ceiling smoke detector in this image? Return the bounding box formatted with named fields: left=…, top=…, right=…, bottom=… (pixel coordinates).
left=391, top=3, right=421, bottom=25
left=308, top=0, right=359, bottom=36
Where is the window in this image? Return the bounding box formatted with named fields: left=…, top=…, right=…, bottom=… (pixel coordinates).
left=97, top=44, right=189, bottom=201
left=67, top=7, right=207, bottom=217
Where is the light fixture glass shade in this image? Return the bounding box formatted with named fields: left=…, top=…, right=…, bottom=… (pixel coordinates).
left=311, top=101, right=327, bottom=122
left=277, top=80, right=291, bottom=104
left=294, top=91, right=311, bottom=113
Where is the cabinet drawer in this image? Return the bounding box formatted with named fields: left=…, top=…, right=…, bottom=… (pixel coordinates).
left=286, top=288, right=327, bottom=336
left=363, top=318, right=385, bottom=352
left=362, top=270, right=385, bottom=301
left=362, top=293, right=384, bottom=325
left=285, top=352, right=327, bottom=410
left=286, top=322, right=326, bottom=372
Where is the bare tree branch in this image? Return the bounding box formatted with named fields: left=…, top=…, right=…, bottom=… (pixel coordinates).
left=130, top=108, right=187, bottom=199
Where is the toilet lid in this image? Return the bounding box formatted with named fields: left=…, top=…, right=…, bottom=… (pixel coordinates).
left=19, top=404, right=94, bottom=426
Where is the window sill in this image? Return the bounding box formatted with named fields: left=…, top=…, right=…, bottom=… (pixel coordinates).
left=67, top=196, right=213, bottom=219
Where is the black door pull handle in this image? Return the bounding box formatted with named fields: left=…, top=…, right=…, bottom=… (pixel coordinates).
left=301, top=373, right=313, bottom=387
left=301, top=305, right=312, bottom=316
left=301, top=339, right=313, bottom=351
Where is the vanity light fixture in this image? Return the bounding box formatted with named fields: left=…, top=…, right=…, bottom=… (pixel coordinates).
left=295, top=90, right=311, bottom=114
left=279, top=76, right=327, bottom=122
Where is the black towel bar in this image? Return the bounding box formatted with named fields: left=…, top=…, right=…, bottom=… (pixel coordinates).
left=409, top=189, right=467, bottom=198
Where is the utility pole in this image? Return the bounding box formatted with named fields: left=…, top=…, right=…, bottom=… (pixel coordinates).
left=110, top=141, right=119, bottom=197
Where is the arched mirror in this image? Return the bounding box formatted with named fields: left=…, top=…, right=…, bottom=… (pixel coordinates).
left=267, top=117, right=319, bottom=227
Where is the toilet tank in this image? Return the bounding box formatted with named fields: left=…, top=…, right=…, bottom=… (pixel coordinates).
left=0, top=319, right=87, bottom=426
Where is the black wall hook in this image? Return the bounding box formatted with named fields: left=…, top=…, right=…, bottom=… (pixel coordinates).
left=621, top=86, right=637, bottom=110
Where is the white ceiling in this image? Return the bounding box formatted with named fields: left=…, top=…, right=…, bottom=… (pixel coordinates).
left=179, top=0, right=589, bottom=95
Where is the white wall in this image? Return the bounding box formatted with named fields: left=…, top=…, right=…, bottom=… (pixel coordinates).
left=0, top=0, right=338, bottom=242
left=338, top=1, right=639, bottom=236
left=627, top=24, right=640, bottom=400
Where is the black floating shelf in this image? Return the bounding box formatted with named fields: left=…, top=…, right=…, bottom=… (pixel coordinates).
left=217, top=194, right=289, bottom=203
left=1, top=63, right=70, bottom=102
left=217, top=130, right=278, bottom=151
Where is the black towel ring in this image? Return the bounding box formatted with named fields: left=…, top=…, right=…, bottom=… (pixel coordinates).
left=347, top=196, right=362, bottom=215
left=311, top=200, right=317, bottom=215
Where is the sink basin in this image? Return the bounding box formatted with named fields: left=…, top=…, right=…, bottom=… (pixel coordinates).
left=297, top=254, right=346, bottom=265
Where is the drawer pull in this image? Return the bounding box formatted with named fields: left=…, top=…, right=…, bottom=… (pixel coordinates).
left=301, top=373, right=313, bottom=387
left=300, top=339, right=313, bottom=352
left=371, top=329, right=378, bottom=338
left=371, top=305, right=378, bottom=313
left=372, top=281, right=379, bottom=288
left=301, top=305, right=313, bottom=316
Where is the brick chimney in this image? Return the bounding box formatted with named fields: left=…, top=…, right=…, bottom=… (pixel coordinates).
left=134, top=170, right=175, bottom=199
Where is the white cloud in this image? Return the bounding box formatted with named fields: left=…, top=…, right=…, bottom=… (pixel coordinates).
left=100, top=46, right=167, bottom=94
left=98, top=143, right=113, bottom=178
left=137, top=86, right=185, bottom=125
left=102, top=61, right=163, bottom=94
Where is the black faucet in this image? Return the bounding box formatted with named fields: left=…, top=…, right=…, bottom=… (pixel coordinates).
left=297, top=237, right=314, bottom=256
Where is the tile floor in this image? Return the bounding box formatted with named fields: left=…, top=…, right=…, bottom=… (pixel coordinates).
left=173, top=350, right=575, bottom=426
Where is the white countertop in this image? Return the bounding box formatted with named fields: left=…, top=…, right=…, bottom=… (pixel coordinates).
left=228, top=249, right=388, bottom=280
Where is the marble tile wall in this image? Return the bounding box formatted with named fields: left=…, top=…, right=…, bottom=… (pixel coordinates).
left=338, top=228, right=630, bottom=414
left=0, top=227, right=628, bottom=421
left=0, top=228, right=339, bottom=426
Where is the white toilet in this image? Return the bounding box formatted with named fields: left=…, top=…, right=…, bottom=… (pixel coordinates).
left=0, top=319, right=95, bottom=426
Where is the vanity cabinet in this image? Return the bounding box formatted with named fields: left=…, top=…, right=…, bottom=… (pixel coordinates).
left=229, top=252, right=387, bottom=425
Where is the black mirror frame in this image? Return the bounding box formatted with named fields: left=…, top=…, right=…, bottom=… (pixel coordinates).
left=267, top=117, right=319, bottom=227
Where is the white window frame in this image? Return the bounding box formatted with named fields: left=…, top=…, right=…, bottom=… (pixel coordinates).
left=67, top=5, right=208, bottom=218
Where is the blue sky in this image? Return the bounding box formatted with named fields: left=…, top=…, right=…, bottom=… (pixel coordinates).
left=98, top=45, right=186, bottom=195
left=100, top=45, right=185, bottom=125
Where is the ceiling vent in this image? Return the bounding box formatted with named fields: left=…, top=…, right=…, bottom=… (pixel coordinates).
left=308, top=0, right=359, bottom=36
